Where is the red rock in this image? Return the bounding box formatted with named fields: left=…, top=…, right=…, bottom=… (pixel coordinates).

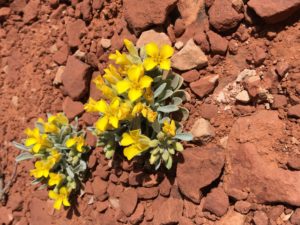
left=181, top=70, right=200, bottom=83
left=11, top=0, right=27, bottom=13
left=228, top=39, right=239, bottom=55
left=288, top=104, right=300, bottom=118
left=29, top=198, right=52, bottom=225
left=190, top=74, right=219, bottom=98
left=226, top=188, right=248, bottom=200
left=234, top=201, right=252, bottom=214
left=96, top=201, right=109, bottom=213
left=207, top=31, right=228, bottom=55
left=247, top=0, right=300, bottom=24
left=271, top=95, right=287, bottom=109
left=23, top=0, right=40, bottom=24
left=199, top=103, right=218, bottom=120
left=61, top=56, right=91, bottom=100
left=0, top=207, right=13, bottom=224
left=128, top=171, right=143, bottom=186
left=49, top=0, right=59, bottom=8
left=92, top=177, right=108, bottom=201
left=123, top=0, right=177, bottom=32
left=119, top=171, right=129, bottom=184
left=203, top=187, right=229, bottom=217
left=137, top=187, right=159, bottom=200
left=129, top=203, right=144, bottom=225
left=50, top=4, right=66, bottom=20
left=62, top=97, right=84, bottom=120
left=81, top=0, right=92, bottom=21
left=0, top=7, right=11, bottom=20
left=119, top=188, right=138, bottom=217
left=85, top=130, right=97, bottom=148
left=66, top=19, right=86, bottom=47
left=290, top=208, right=300, bottom=225
left=159, top=177, right=172, bottom=197
left=177, top=0, right=206, bottom=26
left=225, top=111, right=300, bottom=207
left=177, top=146, right=225, bottom=203
left=53, top=44, right=69, bottom=65
left=89, top=72, right=103, bottom=101
left=208, top=0, right=243, bottom=32
left=288, top=156, right=300, bottom=170
left=217, top=209, right=246, bottom=225
left=7, top=192, right=23, bottom=211
left=276, top=61, right=290, bottom=77
left=153, top=198, right=183, bottom=225
left=178, top=217, right=194, bottom=225
left=268, top=205, right=284, bottom=221
left=193, top=30, right=210, bottom=53
left=174, top=19, right=185, bottom=37
left=92, top=0, right=104, bottom=10
left=183, top=200, right=197, bottom=219
left=253, top=46, right=266, bottom=66
left=253, top=211, right=269, bottom=225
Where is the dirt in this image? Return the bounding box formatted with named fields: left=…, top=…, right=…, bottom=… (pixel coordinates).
left=0, top=0, right=300, bottom=224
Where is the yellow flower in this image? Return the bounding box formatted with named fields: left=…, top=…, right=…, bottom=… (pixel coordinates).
left=146, top=110, right=157, bottom=123
left=93, top=75, right=116, bottom=99
left=47, top=148, right=61, bottom=163
left=48, top=173, right=64, bottom=186
left=116, top=65, right=153, bottom=102
left=144, top=87, right=154, bottom=103
left=30, top=160, right=54, bottom=179
left=49, top=187, right=71, bottom=210
left=162, top=120, right=176, bottom=137
left=24, top=128, right=52, bottom=153
left=37, top=113, right=68, bottom=134
left=124, top=39, right=138, bottom=57
left=37, top=118, right=59, bottom=133
left=109, top=50, right=131, bottom=66
left=103, top=64, right=123, bottom=85
left=132, top=103, right=157, bottom=123
left=120, top=130, right=151, bottom=160
left=48, top=113, right=68, bottom=126
left=94, top=98, right=121, bottom=132
left=144, top=42, right=174, bottom=71
left=65, top=135, right=85, bottom=152
left=118, top=100, right=132, bottom=120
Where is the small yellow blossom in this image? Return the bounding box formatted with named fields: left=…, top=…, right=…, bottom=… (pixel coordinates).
left=49, top=187, right=71, bottom=210
left=66, top=135, right=85, bottom=152
left=24, top=128, right=52, bottom=153
left=116, top=65, right=153, bottom=102
left=48, top=173, right=64, bottom=186
left=103, top=64, right=123, bottom=85
left=30, top=160, right=54, bottom=179
left=132, top=103, right=157, bottom=123
left=48, top=113, right=68, bottom=126
left=162, top=120, right=176, bottom=137
left=124, top=39, right=138, bottom=57
left=37, top=118, right=59, bottom=133
left=93, top=75, right=116, bottom=99
left=120, top=130, right=151, bottom=160
left=109, top=50, right=131, bottom=66
left=144, top=42, right=174, bottom=71
left=47, top=148, right=61, bottom=163
left=144, top=87, right=154, bottom=103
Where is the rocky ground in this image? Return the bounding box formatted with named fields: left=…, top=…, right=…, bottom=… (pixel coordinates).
left=0, top=0, right=300, bottom=224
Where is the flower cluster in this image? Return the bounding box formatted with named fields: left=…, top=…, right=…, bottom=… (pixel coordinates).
left=85, top=39, right=192, bottom=169
left=14, top=113, right=90, bottom=210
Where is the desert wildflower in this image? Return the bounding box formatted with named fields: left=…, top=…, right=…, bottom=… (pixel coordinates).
left=37, top=118, right=59, bottom=134
left=30, top=160, right=54, bottom=179
left=24, top=128, right=52, bottom=153
left=94, top=98, right=122, bottom=132
left=120, top=130, right=152, bottom=160
left=48, top=173, right=64, bottom=186
left=162, top=120, right=176, bottom=137
left=49, top=187, right=71, bottom=210
left=93, top=75, right=116, bottom=99
left=124, top=39, right=138, bottom=56
left=116, top=65, right=153, bottom=102
left=48, top=113, right=68, bottom=126
left=103, top=64, right=123, bottom=85
left=144, top=42, right=174, bottom=71
left=109, top=50, right=131, bottom=66
left=47, top=148, right=61, bottom=163
left=132, top=103, right=157, bottom=123
left=66, top=135, right=85, bottom=153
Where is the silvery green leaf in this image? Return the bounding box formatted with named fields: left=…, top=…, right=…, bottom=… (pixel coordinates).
left=66, top=167, right=75, bottom=178
left=173, top=90, right=187, bottom=101
left=37, top=184, right=47, bottom=190
left=153, top=75, right=163, bottom=83
left=154, top=160, right=161, bottom=170
left=32, top=178, right=43, bottom=185
left=174, top=133, right=193, bottom=141
left=152, top=120, right=161, bottom=133
left=105, top=149, right=115, bottom=159
left=179, top=107, right=190, bottom=121
left=12, top=141, right=30, bottom=151
left=154, top=83, right=167, bottom=98
left=159, top=90, right=173, bottom=101
left=35, top=122, right=45, bottom=133
left=170, top=73, right=180, bottom=90
left=172, top=97, right=183, bottom=106
left=157, top=105, right=179, bottom=113
left=165, top=156, right=173, bottom=170
left=162, top=150, right=169, bottom=162
left=168, top=148, right=175, bottom=155
left=16, top=152, right=34, bottom=162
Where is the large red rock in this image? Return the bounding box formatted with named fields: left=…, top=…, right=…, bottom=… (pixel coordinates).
left=177, top=146, right=225, bottom=203
left=123, top=0, right=177, bottom=32
left=247, top=0, right=300, bottom=24
left=288, top=104, right=300, bottom=118
left=190, top=74, right=219, bottom=98
left=66, top=19, right=86, bottom=47
left=177, top=0, right=206, bottom=26
left=225, top=111, right=300, bottom=207
left=203, top=187, right=229, bottom=217
left=119, top=188, right=138, bottom=217
left=207, top=31, right=228, bottom=55
left=62, top=97, right=84, bottom=120
left=92, top=177, right=108, bottom=201
left=29, top=198, right=52, bottom=225
left=61, top=56, right=91, bottom=100
left=208, top=0, right=243, bottom=32
left=23, top=0, right=40, bottom=24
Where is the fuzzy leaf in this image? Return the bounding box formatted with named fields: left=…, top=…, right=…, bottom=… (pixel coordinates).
left=172, top=97, right=183, bottom=106
left=154, top=83, right=167, bottom=98
left=12, top=141, right=30, bottom=151
left=159, top=90, right=173, bottom=101
left=66, top=167, right=75, bottom=178
left=165, top=156, right=173, bottom=170
left=162, top=150, right=169, bottom=162
left=174, top=133, right=193, bottom=141
left=157, top=105, right=179, bottom=113
left=173, top=90, right=187, bottom=101
left=152, top=120, right=161, bottom=133
left=179, top=107, right=190, bottom=121
left=16, top=152, right=34, bottom=162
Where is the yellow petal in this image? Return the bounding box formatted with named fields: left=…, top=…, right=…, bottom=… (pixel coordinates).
left=143, top=58, right=157, bottom=71
left=110, top=98, right=120, bottom=110
left=53, top=199, right=63, bottom=210
left=65, top=138, right=76, bottom=148
left=116, top=80, right=131, bottom=94
left=159, top=59, right=171, bottom=71
left=109, top=116, right=119, bottom=128
left=63, top=198, right=71, bottom=207
left=160, top=45, right=174, bottom=59
left=128, top=88, right=143, bottom=102
left=128, top=65, right=142, bottom=83
left=95, top=116, right=109, bottom=132
left=49, top=190, right=58, bottom=200
left=139, top=76, right=153, bottom=89
left=32, top=143, right=41, bottom=153
left=95, top=100, right=108, bottom=114
left=120, top=133, right=135, bottom=146
left=123, top=145, right=142, bottom=160
left=124, top=39, right=137, bottom=56
left=145, top=42, right=159, bottom=57
left=60, top=187, right=69, bottom=195
left=25, top=138, right=37, bottom=147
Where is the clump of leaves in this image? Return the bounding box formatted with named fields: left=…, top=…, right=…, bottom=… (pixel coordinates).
left=14, top=113, right=90, bottom=210
left=84, top=39, right=193, bottom=170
